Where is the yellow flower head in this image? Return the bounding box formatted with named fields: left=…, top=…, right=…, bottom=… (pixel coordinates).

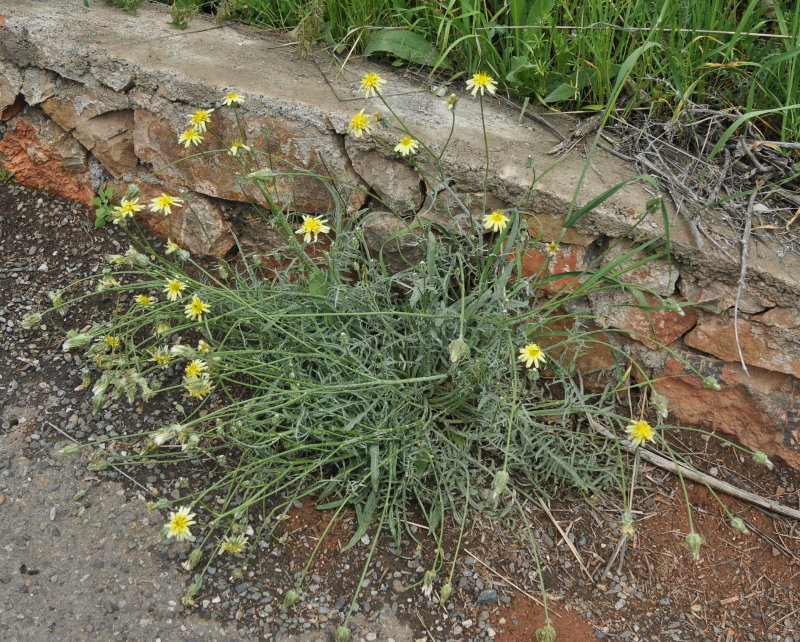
left=228, top=140, right=251, bottom=156
left=197, top=339, right=212, bottom=353
left=222, top=90, right=244, bottom=106
left=104, top=335, right=120, bottom=350
left=178, top=128, right=204, bottom=148
left=295, top=215, right=330, bottom=243
left=150, top=347, right=172, bottom=367
left=444, top=94, right=459, bottom=110
left=165, top=506, right=197, bottom=542
left=360, top=72, right=387, bottom=98
left=545, top=241, right=560, bottom=257
left=188, top=108, right=214, bottom=132
left=163, top=278, right=187, bottom=302
left=518, top=343, right=545, bottom=369
left=184, top=294, right=210, bottom=322
left=149, top=194, right=184, bottom=216
left=134, top=294, right=156, bottom=306
left=155, top=320, right=172, bottom=335
left=184, top=375, right=212, bottom=399
left=466, top=71, right=497, bottom=97
left=483, top=209, right=509, bottom=233
left=626, top=420, right=655, bottom=448
left=165, top=239, right=181, bottom=254
left=184, top=359, right=208, bottom=380
left=348, top=109, right=372, bottom=138
left=112, top=198, right=144, bottom=223
left=394, top=136, right=419, bottom=157
left=220, top=534, right=249, bottom=555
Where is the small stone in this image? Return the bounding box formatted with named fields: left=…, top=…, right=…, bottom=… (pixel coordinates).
left=477, top=589, right=498, bottom=605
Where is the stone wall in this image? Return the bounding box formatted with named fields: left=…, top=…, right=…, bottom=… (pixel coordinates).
left=2, top=1, right=798, bottom=468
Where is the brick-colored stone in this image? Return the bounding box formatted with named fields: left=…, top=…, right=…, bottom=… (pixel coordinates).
left=654, top=355, right=800, bottom=469
left=133, top=183, right=234, bottom=257
left=345, top=140, right=422, bottom=216
left=684, top=314, right=800, bottom=378
left=520, top=244, right=587, bottom=296
left=0, top=108, right=93, bottom=205
left=526, top=211, right=597, bottom=246
left=680, top=274, right=772, bottom=314
left=133, top=104, right=366, bottom=214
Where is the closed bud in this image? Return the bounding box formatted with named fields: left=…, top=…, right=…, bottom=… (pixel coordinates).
left=730, top=517, right=749, bottom=535
left=491, top=469, right=509, bottom=501
left=58, top=443, right=81, bottom=455
left=186, top=547, right=203, bottom=569
left=685, top=532, right=703, bottom=561
left=73, top=489, right=87, bottom=501
left=651, top=394, right=669, bottom=421
left=439, top=582, right=453, bottom=603
left=449, top=337, right=470, bottom=363
left=282, top=589, right=300, bottom=609
left=88, top=459, right=110, bottom=472
left=334, top=626, right=352, bottom=642
left=22, top=312, right=43, bottom=329
left=752, top=450, right=773, bottom=470
left=620, top=510, right=635, bottom=538
left=701, top=376, right=721, bottom=391
left=536, top=623, right=558, bottom=642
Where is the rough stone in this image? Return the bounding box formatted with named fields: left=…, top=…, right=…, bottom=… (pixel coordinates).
left=684, top=313, right=800, bottom=378
left=520, top=244, right=587, bottom=296
left=679, top=274, right=772, bottom=314
left=361, top=211, right=426, bottom=274
left=344, top=139, right=423, bottom=216
left=526, top=210, right=597, bottom=246
left=0, top=61, right=22, bottom=112
left=133, top=102, right=366, bottom=214
left=653, top=355, right=800, bottom=469
left=133, top=183, right=235, bottom=257
left=20, top=67, right=57, bottom=106
left=602, top=240, right=678, bottom=295
left=0, top=107, right=93, bottom=205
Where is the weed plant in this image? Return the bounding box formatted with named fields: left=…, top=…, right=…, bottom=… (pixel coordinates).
left=28, top=70, right=775, bottom=640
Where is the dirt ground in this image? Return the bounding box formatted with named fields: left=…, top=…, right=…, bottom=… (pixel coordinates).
left=2, top=180, right=800, bottom=641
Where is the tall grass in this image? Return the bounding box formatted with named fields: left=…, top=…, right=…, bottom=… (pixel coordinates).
left=175, top=0, right=800, bottom=142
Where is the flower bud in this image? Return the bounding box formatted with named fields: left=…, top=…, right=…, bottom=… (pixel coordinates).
left=536, top=623, right=558, bottom=642
left=449, top=337, right=470, bottom=363
left=491, top=469, right=509, bottom=501
left=439, top=582, right=453, bottom=603
left=88, top=459, right=110, bottom=472
left=701, top=376, right=721, bottom=391
left=730, top=517, right=749, bottom=535
left=685, top=532, right=703, bottom=560
left=282, top=589, right=300, bottom=609
left=620, top=510, right=635, bottom=538
left=64, top=332, right=92, bottom=350
left=752, top=450, right=773, bottom=470
left=651, top=394, right=669, bottom=421
left=58, top=443, right=81, bottom=455
left=334, top=626, right=352, bottom=642
left=21, top=312, right=43, bottom=329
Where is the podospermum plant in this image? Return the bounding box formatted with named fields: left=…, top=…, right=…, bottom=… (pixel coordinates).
left=27, top=72, right=775, bottom=641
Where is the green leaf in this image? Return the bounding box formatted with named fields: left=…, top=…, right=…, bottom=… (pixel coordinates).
left=543, top=83, right=577, bottom=104
left=364, top=29, right=436, bottom=66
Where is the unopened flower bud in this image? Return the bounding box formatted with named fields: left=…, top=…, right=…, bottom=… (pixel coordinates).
left=22, top=312, right=43, bottom=329
left=449, top=337, right=469, bottom=363
left=752, top=450, right=773, bottom=470
left=685, top=532, right=703, bottom=560
left=58, top=443, right=81, bottom=455
left=620, top=510, right=635, bottom=537
left=439, top=582, right=453, bottom=603
left=491, top=469, right=510, bottom=501
left=536, top=623, right=558, bottom=642
left=651, top=393, right=669, bottom=421
left=282, top=589, right=300, bottom=609
left=334, top=626, right=352, bottom=642
left=730, top=517, right=749, bottom=535
left=701, top=376, right=721, bottom=391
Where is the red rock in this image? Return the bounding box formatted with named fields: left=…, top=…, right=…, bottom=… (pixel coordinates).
left=520, top=244, right=586, bottom=296
left=0, top=109, right=93, bottom=205
left=684, top=314, right=800, bottom=378
left=654, top=355, right=800, bottom=470
left=526, top=211, right=597, bottom=246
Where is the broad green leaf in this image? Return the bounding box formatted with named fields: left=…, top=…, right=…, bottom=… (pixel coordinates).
left=364, top=29, right=436, bottom=66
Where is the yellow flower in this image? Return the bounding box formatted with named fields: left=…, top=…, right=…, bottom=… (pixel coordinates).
left=483, top=209, right=509, bottom=233
left=219, top=534, right=249, bottom=555
left=185, top=294, right=210, bottom=322
left=360, top=72, right=386, bottom=98
left=163, top=278, right=187, bottom=302
left=104, top=335, right=120, bottom=350
left=134, top=294, right=156, bottom=306
left=188, top=108, right=214, bottom=132
left=545, top=241, right=560, bottom=257
left=394, top=136, right=419, bottom=156
left=112, top=198, right=144, bottom=223
left=222, top=90, right=244, bottom=106
left=348, top=110, right=372, bottom=138
left=165, top=506, right=197, bottom=542
left=443, top=94, right=458, bottom=110
left=184, top=359, right=208, bottom=380
left=165, top=239, right=181, bottom=254
left=155, top=321, right=172, bottom=335
left=228, top=140, right=251, bottom=156
left=184, top=375, right=212, bottom=399
left=197, top=339, right=212, bottom=353
left=466, top=71, right=497, bottom=96
left=295, top=215, right=330, bottom=243
left=178, top=128, right=204, bottom=148
left=518, top=343, right=545, bottom=369
left=150, top=347, right=172, bottom=367
left=149, top=194, right=184, bottom=216
left=626, top=420, right=655, bottom=448
left=100, top=276, right=120, bottom=289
